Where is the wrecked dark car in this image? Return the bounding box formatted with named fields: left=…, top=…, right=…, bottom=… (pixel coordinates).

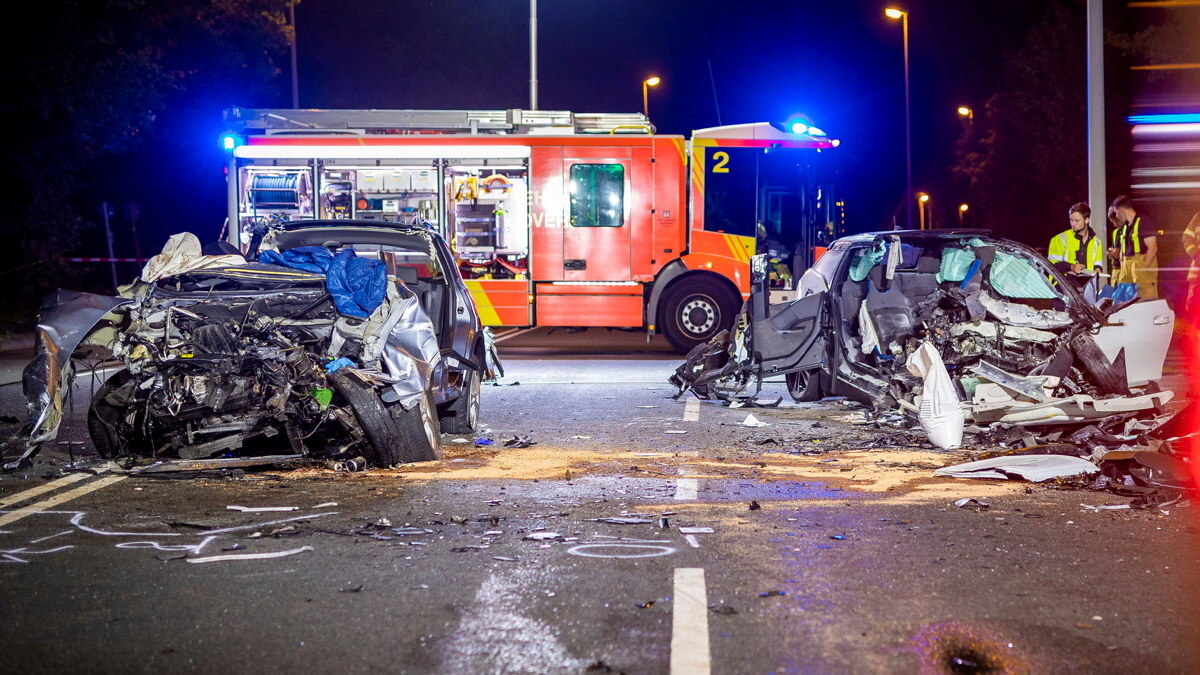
left=673, top=230, right=1174, bottom=428
left=19, top=220, right=502, bottom=471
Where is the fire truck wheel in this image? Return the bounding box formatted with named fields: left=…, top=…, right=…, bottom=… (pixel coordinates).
left=660, top=277, right=740, bottom=352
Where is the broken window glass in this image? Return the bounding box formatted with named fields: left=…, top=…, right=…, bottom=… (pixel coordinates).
left=989, top=251, right=1059, bottom=299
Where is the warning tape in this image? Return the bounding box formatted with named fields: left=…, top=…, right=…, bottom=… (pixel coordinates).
left=64, top=257, right=149, bottom=263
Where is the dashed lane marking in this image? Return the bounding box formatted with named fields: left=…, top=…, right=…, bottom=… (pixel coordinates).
left=674, top=478, right=698, bottom=501
left=0, top=475, right=127, bottom=527
left=670, top=567, right=711, bottom=675
left=683, top=398, right=700, bottom=422
left=0, top=472, right=99, bottom=510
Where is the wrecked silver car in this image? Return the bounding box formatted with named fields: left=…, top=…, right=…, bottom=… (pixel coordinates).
left=19, top=220, right=502, bottom=471
left=673, top=230, right=1174, bottom=428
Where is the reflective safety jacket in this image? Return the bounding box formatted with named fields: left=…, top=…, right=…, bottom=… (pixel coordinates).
left=1112, top=216, right=1145, bottom=257
left=1048, top=228, right=1103, bottom=269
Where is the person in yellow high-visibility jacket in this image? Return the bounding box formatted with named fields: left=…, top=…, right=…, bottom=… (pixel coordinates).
left=1107, top=195, right=1159, bottom=299
left=1183, top=211, right=1200, bottom=317
left=1048, top=202, right=1104, bottom=276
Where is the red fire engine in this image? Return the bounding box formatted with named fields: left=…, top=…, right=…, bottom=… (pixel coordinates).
left=222, top=108, right=841, bottom=350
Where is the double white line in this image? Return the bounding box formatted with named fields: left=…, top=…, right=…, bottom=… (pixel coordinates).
left=0, top=471, right=126, bottom=527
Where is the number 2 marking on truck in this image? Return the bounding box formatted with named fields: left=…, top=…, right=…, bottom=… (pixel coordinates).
left=711, top=151, right=730, bottom=173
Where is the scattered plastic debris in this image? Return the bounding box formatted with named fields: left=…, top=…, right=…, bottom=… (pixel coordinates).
left=523, top=531, right=565, bottom=541
left=953, top=498, right=990, bottom=509
left=503, top=436, right=537, bottom=449
left=226, top=505, right=299, bottom=513
left=679, top=527, right=714, bottom=534
left=748, top=500, right=762, bottom=511
left=759, top=590, right=787, bottom=597
left=475, top=438, right=495, bottom=446
left=934, top=455, right=1101, bottom=482
left=739, top=414, right=770, bottom=428
left=708, top=604, right=738, bottom=615
left=665, top=430, right=688, bottom=435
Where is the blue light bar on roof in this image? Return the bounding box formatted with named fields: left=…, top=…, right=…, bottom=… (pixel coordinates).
left=1128, top=113, right=1200, bottom=125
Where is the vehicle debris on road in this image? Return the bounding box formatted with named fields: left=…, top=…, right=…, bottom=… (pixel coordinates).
left=669, top=232, right=1192, bottom=506
left=15, top=221, right=504, bottom=472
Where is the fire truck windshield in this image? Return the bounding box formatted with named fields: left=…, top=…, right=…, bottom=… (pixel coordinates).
left=702, top=145, right=836, bottom=273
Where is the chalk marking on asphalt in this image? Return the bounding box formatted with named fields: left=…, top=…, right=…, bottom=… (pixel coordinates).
left=29, top=530, right=73, bottom=544
left=0, top=475, right=126, bottom=527
left=671, top=567, right=711, bottom=675
left=187, top=544, right=314, bottom=564
left=683, top=398, right=700, bottom=422
left=0, top=472, right=98, bottom=510
left=675, top=478, right=698, bottom=501
left=567, top=542, right=677, bottom=559
left=685, top=535, right=700, bottom=548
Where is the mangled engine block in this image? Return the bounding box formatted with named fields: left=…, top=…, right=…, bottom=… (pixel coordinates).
left=90, top=285, right=353, bottom=462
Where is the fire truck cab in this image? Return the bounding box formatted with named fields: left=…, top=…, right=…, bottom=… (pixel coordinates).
left=222, top=108, right=840, bottom=351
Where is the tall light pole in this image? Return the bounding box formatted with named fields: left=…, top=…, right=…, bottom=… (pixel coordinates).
left=289, top=0, right=299, bottom=108
left=530, top=0, right=538, bottom=110
left=642, top=76, right=661, bottom=119
left=886, top=8, right=912, bottom=229
left=918, top=192, right=930, bottom=230
left=1086, top=0, right=1106, bottom=269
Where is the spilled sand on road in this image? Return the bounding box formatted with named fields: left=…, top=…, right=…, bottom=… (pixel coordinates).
left=285, top=444, right=1023, bottom=503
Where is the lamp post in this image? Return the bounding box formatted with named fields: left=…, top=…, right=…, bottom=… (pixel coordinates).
left=530, top=0, right=538, bottom=109
left=958, top=203, right=969, bottom=226
left=886, top=7, right=912, bottom=230
left=957, top=106, right=973, bottom=120
left=917, top=192, right=930, bottom=230
left=642, top=76, right=661, bottom=119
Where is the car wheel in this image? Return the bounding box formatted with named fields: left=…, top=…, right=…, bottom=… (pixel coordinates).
left=660, top=277, right=740, bottom=353
left=331, top=372, right=441, bottom=466
left=1069, top=333, right=1128, bottom=395
left=440, top=367, right=481, bottom=434
left=785, top=369, right=822, bottom=402
left=391, top=390, right=442, bottom=462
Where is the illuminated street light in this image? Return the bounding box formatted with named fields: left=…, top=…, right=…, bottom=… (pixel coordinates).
left=917, top=192, right=930, bottom=230
left=957, top=106, right=973, bottom=119
left=959, top=203, right=969, bottom=226
left=643, top=76, right=661, bottom=120
left=886, top=7, right=913, bottom=229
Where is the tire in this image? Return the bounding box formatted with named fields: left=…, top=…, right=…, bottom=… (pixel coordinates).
left=392, top=390, right=442, bottom=462
left=1070, top=333, right=1128, bottom=395
left=330, top=372, right=440, bottom=467
left=785, top=369, right=822, bottom=402
left=88, top=369, right=146, bottom=458
left=660, top=276, right=741, bottom=353
left=440, top=367, right=481, bottom=434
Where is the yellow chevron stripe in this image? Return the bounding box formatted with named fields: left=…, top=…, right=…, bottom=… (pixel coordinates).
left=464, top=280, right=502, bottom=325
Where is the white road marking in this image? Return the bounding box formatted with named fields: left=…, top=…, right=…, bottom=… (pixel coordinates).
left=0, top=475, right=127, bottom=527
left=685, top=535, right=700, bottom=548
left=0, top=472, right=97, bottom=510
left=683, top=398, right=700, bottom=422
left=29, top=530, right=73, bottom=544
left=670, top=567, right=711, bottom=675
left=674, top=478, right=698, bottom=501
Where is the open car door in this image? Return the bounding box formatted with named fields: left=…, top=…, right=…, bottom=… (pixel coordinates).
left=748, top=254, right=828, bottom=376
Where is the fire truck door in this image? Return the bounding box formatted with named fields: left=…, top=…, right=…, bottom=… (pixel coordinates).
left=562, top=154, right=634, bottom=281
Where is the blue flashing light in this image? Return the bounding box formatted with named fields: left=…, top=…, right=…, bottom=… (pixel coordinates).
left=1128, top=113, right=1200, bottom=125
left=806, top=126, right=826, bottom=137
left=789, top=122, right=809, bottom=134
left=219, top=133, right=241, bottom=152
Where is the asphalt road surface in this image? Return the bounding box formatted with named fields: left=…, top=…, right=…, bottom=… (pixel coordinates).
left=1, top=328, right=1198, bottom=673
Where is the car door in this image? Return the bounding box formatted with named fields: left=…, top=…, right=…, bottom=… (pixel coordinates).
left=746, top=254, right=829, bottom=375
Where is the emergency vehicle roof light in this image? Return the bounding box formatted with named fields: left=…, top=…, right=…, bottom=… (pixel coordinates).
left=789, top=122, right=809, bottom=134
left=220, top=133, right=241, bottom=152
left=806, top=126, right=826, bottom=137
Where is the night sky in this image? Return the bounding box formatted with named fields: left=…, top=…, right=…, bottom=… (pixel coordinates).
left=288, top=0, right=1048, bottom=232
left=94, top=0, right=1055, bottom=258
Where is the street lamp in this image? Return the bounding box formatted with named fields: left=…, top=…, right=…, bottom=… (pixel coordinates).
left=957, top=106, right=973, bottom=120
left=958, top=203, right=969, bottom=226
left=642, top=76, right=661, bottom=119
left=886, top=7, right=912, bottom=229
left=917, top=192, right=930, bottom=230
